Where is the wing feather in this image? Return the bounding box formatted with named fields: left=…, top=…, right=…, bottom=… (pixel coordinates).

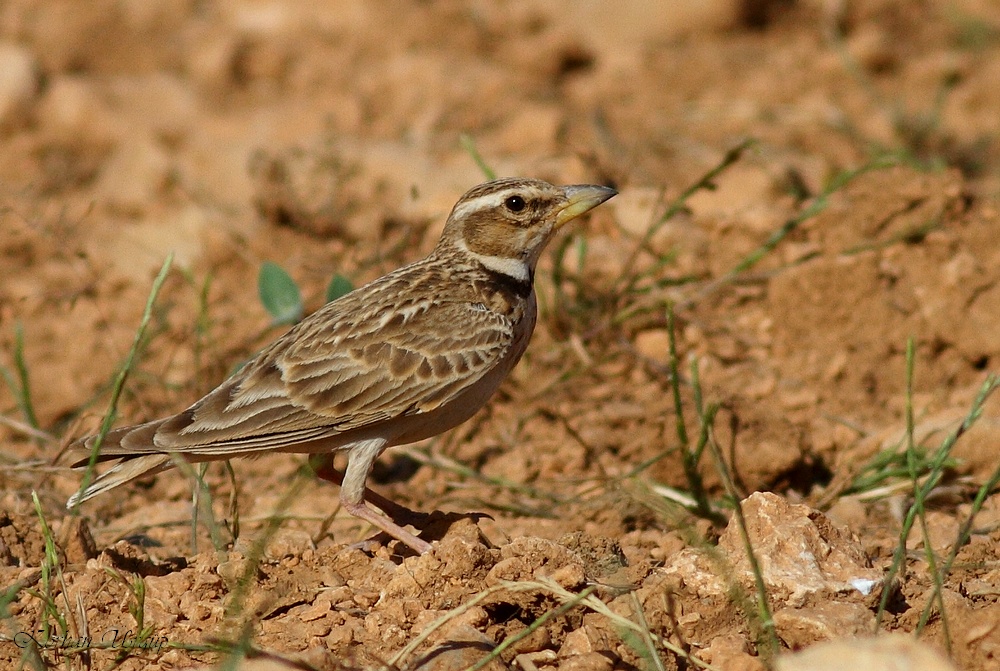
left=144, top=285, right=515, bottom=453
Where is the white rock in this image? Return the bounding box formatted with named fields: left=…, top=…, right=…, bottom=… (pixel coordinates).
left=658, top=493, right=884, bottom=621
left=776, top=635, right=957, bottom=671
left=718, top=492, right=884, bottom=607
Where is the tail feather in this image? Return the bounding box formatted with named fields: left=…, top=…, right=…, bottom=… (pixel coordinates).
left=65, top=418, right=174, bottom=509
left=66, top=453, right=173, bottom=508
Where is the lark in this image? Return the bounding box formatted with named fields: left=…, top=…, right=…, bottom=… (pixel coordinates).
left=66, top=177, right=616, bottom=554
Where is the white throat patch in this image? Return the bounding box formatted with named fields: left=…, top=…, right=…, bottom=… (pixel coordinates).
left=454, top=238, right=530, bottom=282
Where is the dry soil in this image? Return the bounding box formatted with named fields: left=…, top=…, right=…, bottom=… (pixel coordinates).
left=3, top=1, right=1000, bottom=670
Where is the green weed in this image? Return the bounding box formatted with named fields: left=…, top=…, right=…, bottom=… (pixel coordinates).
left=257, top=260, right=354, bottom=326
left=0, top=322, right=40, bottom=434
left=459, top=133, right=497, bottom=180
left=70, top=254, right=176, bottom=515
left=873, top=342, right=1000, bottom=648
left=257, top=261, right=304, bottom=326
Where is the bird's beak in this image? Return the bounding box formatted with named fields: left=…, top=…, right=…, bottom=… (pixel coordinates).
left=555, top=184, right=618, bottom=228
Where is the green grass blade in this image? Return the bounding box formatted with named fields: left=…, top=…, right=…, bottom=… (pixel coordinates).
left=875, top=372, right=1000, bottom=629
left=0, top=322, right=40, bottom=432
left=705, top=441, right=779, bottom=662
left=619, top=139, right=755, bottom=296
left=459, top=133, right=497, bottom=180
left=71, top=254, right=175, bottom=514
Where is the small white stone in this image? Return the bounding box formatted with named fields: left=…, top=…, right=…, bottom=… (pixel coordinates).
left=850, top=578, right=879, bottom=596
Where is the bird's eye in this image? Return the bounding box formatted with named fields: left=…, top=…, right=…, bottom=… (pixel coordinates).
left=504, top=195, right=526, bottom=212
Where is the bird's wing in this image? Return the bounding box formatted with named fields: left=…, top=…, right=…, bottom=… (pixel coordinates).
left=133, top=288, right=517, bottom=455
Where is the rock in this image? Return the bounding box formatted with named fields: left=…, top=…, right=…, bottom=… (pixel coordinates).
left=492, top=103, right=561, bottom=156
left=37, top=75, right=117, bottom=146
left=661, top=493, right=882, bottom=607
left=558, top=627, right=596, bottom=657
left=486, top=537, right=587, bottom=586
left=0, top=42, right=39, bottom=127
left=214, top=659, right=310, bottom=671
left=700, top=633, right=763, bottom=671
left=609, top=187, right=665, bottom=238
left=93, top=136, right=172, bottom=214
left=658, top=492, right=885, bottom=650
left=107, top=73, right=198, bottom=142
left=775, top=634, right=957, bottom=671
left=634, top=329, right=672, bottom=363
left=410, top=625, right=508, bottom=671
left=686, top=164, right=777, bottom=220
left=260, top=528, right=316, bottom=561
left=773, top=602, right=874, bottom=649
left=89, top=204, right=214, bottom=280
left=717, top=492, right=884, bottom=607
left=558, top=651, right=614, bottom=671
left=539, top=0, right=740, bottom=70
left=58, top=516, right=99, bottom=564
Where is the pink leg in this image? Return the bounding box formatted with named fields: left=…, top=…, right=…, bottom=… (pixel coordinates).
left=340, top=498, right=432, bottom=555
left=311, top=445, right=433, bottom=555
left=311, top=458, right=426, bottom=524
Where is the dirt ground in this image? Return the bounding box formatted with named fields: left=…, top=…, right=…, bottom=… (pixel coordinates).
left=3, top=1, right=1000, bottom=669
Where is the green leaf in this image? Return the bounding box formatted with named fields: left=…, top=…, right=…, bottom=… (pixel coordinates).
left=326, top=274, right=353, bottom=303
left=258, top=261, right=303, bottom=325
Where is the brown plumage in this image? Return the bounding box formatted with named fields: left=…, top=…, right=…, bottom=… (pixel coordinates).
left=66, top=177, right=616, bottom=554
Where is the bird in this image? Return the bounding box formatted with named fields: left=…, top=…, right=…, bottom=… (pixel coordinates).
left=66, top=177, right=616, bottom=554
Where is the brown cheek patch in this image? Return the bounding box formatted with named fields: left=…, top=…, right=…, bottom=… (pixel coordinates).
left=463, top=213, right=525, bottom=258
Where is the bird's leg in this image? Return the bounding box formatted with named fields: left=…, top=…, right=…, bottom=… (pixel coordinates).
left=315, top=443, right=433, bottom=555
left=310, top=455, right=427, bottom=525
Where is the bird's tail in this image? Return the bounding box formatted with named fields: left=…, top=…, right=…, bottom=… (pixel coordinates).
left=64, top=418, right=174, bottom=509
left=66, top=453, right=173, bottom=508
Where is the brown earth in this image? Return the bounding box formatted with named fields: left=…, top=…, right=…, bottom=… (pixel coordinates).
left=3, top=1, right=1000, bottom=670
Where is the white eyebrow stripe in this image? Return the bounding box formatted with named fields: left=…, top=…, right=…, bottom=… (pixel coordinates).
left=449, top=187, right=530, bottom=221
